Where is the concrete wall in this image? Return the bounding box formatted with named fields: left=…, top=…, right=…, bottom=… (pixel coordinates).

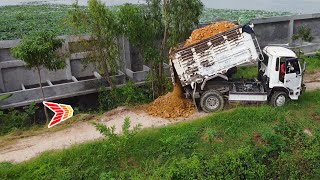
left=251, top=13, right=320, bottom=54
left=0, top=35, right=147, bottom=108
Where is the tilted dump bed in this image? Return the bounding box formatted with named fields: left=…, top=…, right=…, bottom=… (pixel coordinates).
left=170, top=25, right=261, bottom=88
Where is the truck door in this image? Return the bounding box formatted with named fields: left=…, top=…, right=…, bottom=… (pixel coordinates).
left=284, top=58, right=302, bottom=99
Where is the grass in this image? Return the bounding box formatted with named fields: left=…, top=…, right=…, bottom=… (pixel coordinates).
left=232, top=66, right=258, bottom=79
left=0, top=90, right=320, bottom=179
left=0, top=5, right=292, bottom=40
left=304, top=53, right=320, bottom=74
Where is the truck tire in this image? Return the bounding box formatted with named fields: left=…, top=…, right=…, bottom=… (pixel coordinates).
left=271, top=91, right=288, bottom=107
left=200, top=90, right=225, bottom=113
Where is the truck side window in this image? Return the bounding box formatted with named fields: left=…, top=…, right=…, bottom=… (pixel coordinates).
left=275, top=58, right=279, bottom=71
left=286, top=59, right=301, bottom=74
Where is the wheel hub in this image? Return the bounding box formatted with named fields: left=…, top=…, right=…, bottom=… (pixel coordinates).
left=276, top=95, right=286, bottom=107
left=206, top=96, right=219, bottom=110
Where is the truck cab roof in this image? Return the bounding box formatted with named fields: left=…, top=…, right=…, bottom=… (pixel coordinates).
left=264, top=46, right=297, bottom=58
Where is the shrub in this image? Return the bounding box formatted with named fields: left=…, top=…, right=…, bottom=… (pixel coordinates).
left=0, top=102, right=39, bottom=135
left=98, top=81, right=152, bottom=111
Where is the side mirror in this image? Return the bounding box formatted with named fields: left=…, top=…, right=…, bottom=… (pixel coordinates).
left=303, top=62, right=307, bottom=73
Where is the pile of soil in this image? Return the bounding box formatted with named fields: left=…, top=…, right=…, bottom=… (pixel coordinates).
left=184, top=21, right=237, bottom=47
left=146, top=80, right=195, bottom=119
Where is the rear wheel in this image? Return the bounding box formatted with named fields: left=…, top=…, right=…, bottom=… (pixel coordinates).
left=200, top=90, right=225, bottom=113
left=271, top=91, right=288, bottom=107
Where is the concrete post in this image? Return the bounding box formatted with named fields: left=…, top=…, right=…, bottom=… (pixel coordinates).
left=288, top=18, right=295, bottom=46
left=0, top=68, right=6, bottom=92
left=122, top=36, right=132, bottom=70
left=63, top=37, right=72, bottom=80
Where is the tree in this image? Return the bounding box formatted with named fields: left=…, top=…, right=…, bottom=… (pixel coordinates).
left=67, top=0, right=120, bottom=88
left=166, top=0, right=204, bottom=46
left=152, top=0, right=204, bottom=95
left=292, top=26, right=314, bottom=57
left=117, top=0, right=203, bottom=96
left=117, top=3, right=163, bottom=97
left=292, top=26, right=314, bottom=44
left=12, top=31, right=65, bottom=122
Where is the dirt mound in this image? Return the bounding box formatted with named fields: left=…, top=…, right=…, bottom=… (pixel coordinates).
left=184, top=21, right=237, bottom=47
left=146, top=81, right=195, bottom=119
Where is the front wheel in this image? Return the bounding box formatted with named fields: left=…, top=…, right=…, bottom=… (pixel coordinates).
left=200, top=90, right=225, bottom=113
left=271, top=91, right=288, bottom=107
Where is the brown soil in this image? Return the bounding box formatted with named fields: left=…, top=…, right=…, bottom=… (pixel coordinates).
left=184, top=21, right=238, bottom=47
left=146, top=79, right=195, bottom=119
left=253, top=132, right=266, bottom=146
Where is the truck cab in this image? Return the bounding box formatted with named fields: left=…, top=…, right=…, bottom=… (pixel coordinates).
left=259, top=46, right=305, bottom=105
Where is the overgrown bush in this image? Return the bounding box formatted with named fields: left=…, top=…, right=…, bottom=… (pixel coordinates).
left=98, top=81, right=152, bottom=111
left=0, top=102, right=39, bottom=135
left=92, top=117, right=141, bottom=167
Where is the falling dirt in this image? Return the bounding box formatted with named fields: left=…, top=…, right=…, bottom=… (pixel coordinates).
left=146, top=79, right=195, bottom=119
left=147, top=21, right=238, bottom=118
left=184, top=21, right=238, bottom=47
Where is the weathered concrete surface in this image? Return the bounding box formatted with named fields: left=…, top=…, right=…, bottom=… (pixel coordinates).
left=126, top=65, right=150, bottom=82
left=0, top=71, right=126, bottom=109
left=0, top=35, right=133, bottom=109
left=251, top=13, right=320, bottom=55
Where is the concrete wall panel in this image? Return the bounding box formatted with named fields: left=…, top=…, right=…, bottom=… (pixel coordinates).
left=2, top=66, right=68, bottom=92
left=253, top=21, right=290, bottom=47
left=70, top=59, right=97, bottom=79
left=0, top=48, right=15, bottom=62
left=294, top=18, right=320, bottom=42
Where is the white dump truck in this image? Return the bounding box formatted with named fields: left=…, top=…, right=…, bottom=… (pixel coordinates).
left=170, top=24, right=306, bottom=112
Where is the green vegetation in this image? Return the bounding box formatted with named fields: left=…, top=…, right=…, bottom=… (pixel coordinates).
left=0, top=5, right=292, bottom=40
left=1, top=90, right=320, bottom=179
left=292, top=26, right=314, bottom=44
left=99, top=81, right=152, bottom=111
left=12, top=30, right=66, bottom=121
left=0, top=5, right=74, bottom=40
left=304, top=52, right=320, bottom=74
left=0, top=103, right=38, bottom=136
left=116, top=0, right=203, bottom=96
left=201, top=9, right=292, bottom=24
left=232, top=66, right=258, bottom=79
left=0, top=94, right=12, bottom=101
left=67, top=0, right=121, bottom=88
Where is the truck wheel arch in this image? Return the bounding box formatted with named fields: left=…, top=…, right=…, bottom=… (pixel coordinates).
left=269, top=87, right=289, bottom=97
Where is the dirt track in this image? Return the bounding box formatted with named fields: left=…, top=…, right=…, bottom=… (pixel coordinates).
left=0, top=107, right=206, bottom=163
left=0, top=80, right=320, bottom=163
